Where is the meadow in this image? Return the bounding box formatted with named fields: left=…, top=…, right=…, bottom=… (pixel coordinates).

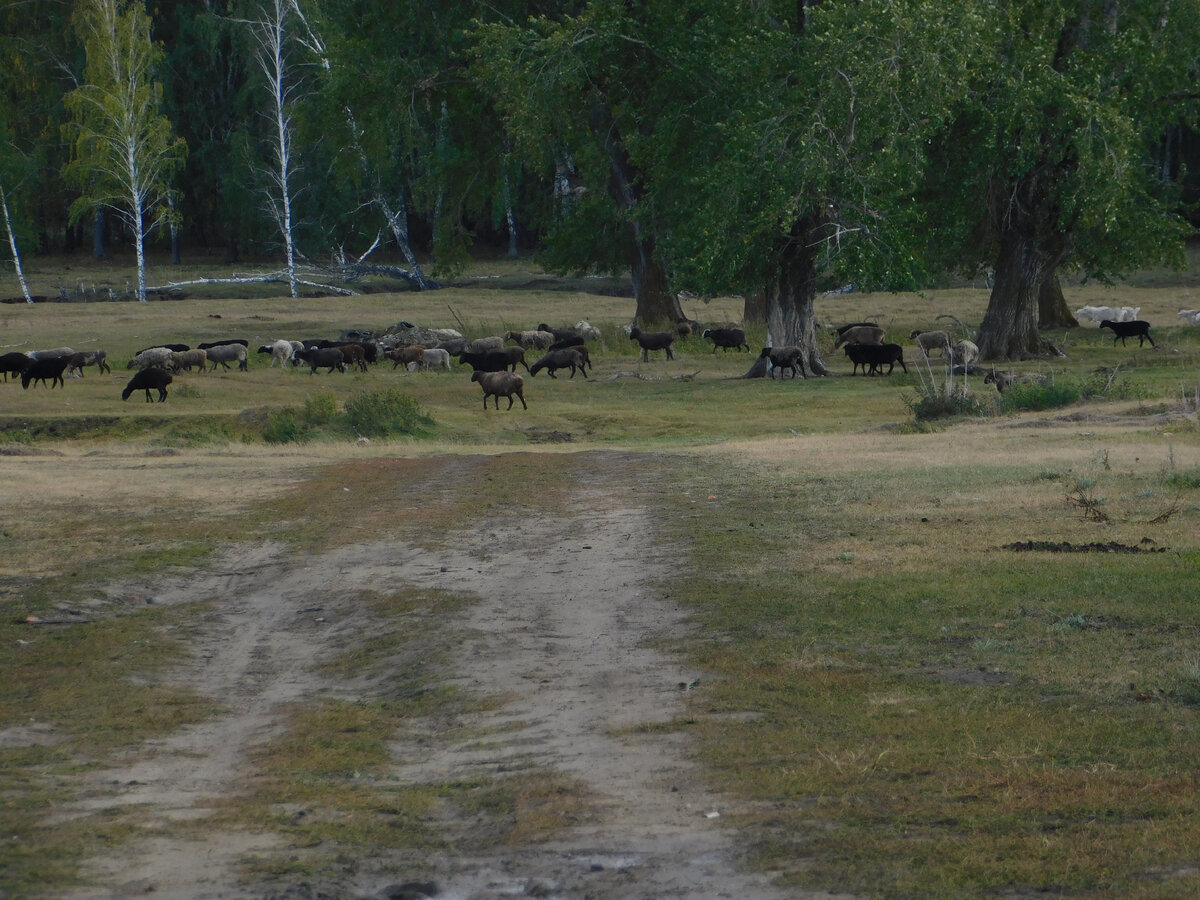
left=2, top=253, right=1200, bottom=897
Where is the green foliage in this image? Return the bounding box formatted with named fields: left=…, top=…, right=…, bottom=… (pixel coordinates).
left=264, top=389, right=431, bottom=443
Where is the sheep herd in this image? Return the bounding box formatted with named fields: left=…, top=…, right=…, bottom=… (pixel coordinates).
left=3, top=305, right=1184, bottom=411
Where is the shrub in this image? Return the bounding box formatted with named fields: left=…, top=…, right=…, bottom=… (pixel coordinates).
left=343, top=388, right=431, bottom=438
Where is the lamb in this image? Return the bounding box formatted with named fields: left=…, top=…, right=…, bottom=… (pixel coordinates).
left=385, top=345, right=427, bottom=369
left=843, top=342, right=907, bottom=376
left=529, top=348, right=587, bottom=379
left=64, top=349, right=111, bottom=377
left=0, top=352, right=30, bottom=382
left=984, top=369, right=1049, bottom=393
left=169, top=348, right=208, bottom=374
left=205, top=342, right=249, bottom=371
left=833, top=325, right=885, bottom=349
left=1177, top=309, right=1200, bottom=325
left=471, top=370, right=527, bottom=410
left=21, top=355, right=71, bottom=389
left=504, top=329, right=556, bottom=351
left=457, top=346, right=529, bottom=373
left=293, top=346, right=345, bottom=374
left=417, top=348, right=452, bottom=371
left=909, top=329, right=953, bottom=359
left=952, top=340, right=980, bottom=368
left=1074, top=305, right=1140, bottom=324
left=1099, top=319, right=1155, bottom=347
left=128, top=346, right=175, bottom=370
left=702, top=326, right=750, bottom=353
left=760, top=346, right=806, bottom=379
left=257, top=340, right=296, bottom=368
left=628, top=327, right=676, bottom=361
left=122, top=366, right=173, bottom=402
left=574, top=321, right=602, bottom=341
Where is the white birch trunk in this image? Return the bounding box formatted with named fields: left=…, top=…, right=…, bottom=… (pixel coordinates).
left=0, top=186, right=33, bottom=304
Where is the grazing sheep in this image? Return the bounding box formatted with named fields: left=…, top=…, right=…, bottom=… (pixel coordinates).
left=909, top=329, right=953, bottom=359
left=471, top=370, right=527, bottom=410
left=843, top=342, right=907, bottom=376
left=1074, top=305, right=1140, bottom=325
left=529, top=348, right=587, bottom=379
left=206, top=342, right=249, bottom=371
left=64, top=349, right=111, bottom=377
left=504, top=329, right=556, bottom=351
left=417, top=348, right=452, bottom=371
left=293, top=346, right=345, bottom=374
left=122, top=367, right=173, bottom=402
left=833, top=325, right=885, bottom=349
left=629, top=327, right=676, bottom=361
left=760, top=346, right=806, bottom=379
left=128, top=347, right=175, bottom=370
left=335, top=343, right=369, bottom=372
left=169, top=348, right=208, bottom=374
left=984, top=369, right=1049, bottom=393
left=21, top=355, right=71, bottom=389
left=257, top=340, right=296, bottom=368
left=1099, top=319, right=1155, bottom=347
left=702, top=326, right=750, bottom=353
left=466, top=336, right=504, bottom=354
left=458, top=346, right=529, bottom=373
left=0, top=352, right=30, bottom=382
left=952, top=340, right=980, bottom=367
left=385, top=345, right=427, bottom=369
left=1176, top=309, right=1200, bottom=325
left=574, top=321, right=602, bottom=341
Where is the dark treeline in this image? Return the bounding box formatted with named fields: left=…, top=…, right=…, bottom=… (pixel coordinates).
left=2, top=1, right=1199, bottom=360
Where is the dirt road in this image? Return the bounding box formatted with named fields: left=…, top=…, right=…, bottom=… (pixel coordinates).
left=58, top=458, right=791, bottom=899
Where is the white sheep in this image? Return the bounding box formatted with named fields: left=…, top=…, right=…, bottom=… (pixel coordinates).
left=952, top=339, right=980, bottom=368
left=574, top=320, right=602, bottom=341
left=1074, top=305, right=1140, bottom=324
left=257, top=339, right=295, bottom=368
left=1177, top=309, right=1200, bottom=325
left=169, top=348, right=208, bottom=373
left=127, top=346, right=174, bottom=370
left=909, top=329, right=953, bottom=359
left=418, top=348, right=451, bottom=371
left=503, top=330, right=556, bottom=350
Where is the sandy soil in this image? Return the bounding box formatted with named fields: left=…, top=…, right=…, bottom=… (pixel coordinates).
left=51, top=468, right=800, bottom=899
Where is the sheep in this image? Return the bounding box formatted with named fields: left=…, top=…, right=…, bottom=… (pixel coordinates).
left=760, top=346, right=806, bottom=379
left=293, top=346, right=345, bottom=374
left=417, top=348, right=452, bottom=371
left=984, top=369, right=1049, bottom=393
left=197, top=338, right=249, bottom=350
left=205, top=342, right=249, bottom=371
left=385, top=345, right=427, bottom=369
left=574, top=321, right=602, bottom=341
left=952, top=340, right=980, bottom=368
left=169, top=348, right=208, bottom=374
left=504, top=329, right=556, bottom=351
left=909, top=329, right=953, bottom=359
left=548, top=334, right=585, bottom=351
left=434, top=337, right=470, bottom=356
left=529, top=347, right=587, bottom=379
left=833, top=325, right=885, bottom=349
left=628, top=327, right=676, bottom=361
left=1074, top=306, right=1140, bottom=325
left=27, top=347, right=75, bottom=361
left=128, top=346, right=175, bottom=370
left=122, top=366, right=173, bottom=402
left=257, top=340, right=296, bottom=368
left=458, top=346, right=529, bottom=373
left=0, top=352, right=30, bottom=382
left=135, top=343, right=188, bottom=355
left=702, top=326, right=750, bottom=353
left=1099, top=319, right=1155, bottom=347
left=844, top=342, right=908, bottom=376
left=21, top=355, right=71, bottom=389
left=64, top=349, right=111, bottom=377
left=1176, top=309, right=1200, bottom=325
left=471, top=370, right=527, bottom=410
left=465, top=335, right=504, bottom=354
left=335, top=343, right=369, bottom=372
left=537, top=323, right=580, bottom=342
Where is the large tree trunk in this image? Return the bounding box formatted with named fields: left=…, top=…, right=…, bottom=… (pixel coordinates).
left=1037, top=272, right=1078, bottom=328
left=767, top=214, right=829, bottom=376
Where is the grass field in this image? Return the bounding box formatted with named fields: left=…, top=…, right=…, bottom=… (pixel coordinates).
left=2, top=253, right=1199, bottom=897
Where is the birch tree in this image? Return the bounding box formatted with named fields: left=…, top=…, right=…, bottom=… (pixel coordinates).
left=63, top=0, right=185, bottom=303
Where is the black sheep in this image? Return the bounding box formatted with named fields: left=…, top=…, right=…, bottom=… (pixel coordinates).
left=0, top=352, right=30, bottom=382
left=529, top=348, right=588, bottom=379
left=293, top=346, right=345, bottom=373
left=21, top=356, right=71, bottom=389
left=702, top=327, right=750, bottom=353
left=760, top=346, right=806, bottom=379
left=629, top=327, right=676, bottom=361
left=1099, top=319, right=1155, bottom=347
left=457, top=346, right=529, bottom=373
left=122, top=367, right=173, bottom=402
left=843, top=342, right=907, bottom=376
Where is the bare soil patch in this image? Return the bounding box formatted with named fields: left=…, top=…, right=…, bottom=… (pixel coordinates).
left=51, top=456, right=794, bottom=899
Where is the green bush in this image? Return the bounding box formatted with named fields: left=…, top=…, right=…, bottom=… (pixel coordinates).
left=343, top=388, right=431, bottom=438
left=997, top=377, right=1080, bottom=412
